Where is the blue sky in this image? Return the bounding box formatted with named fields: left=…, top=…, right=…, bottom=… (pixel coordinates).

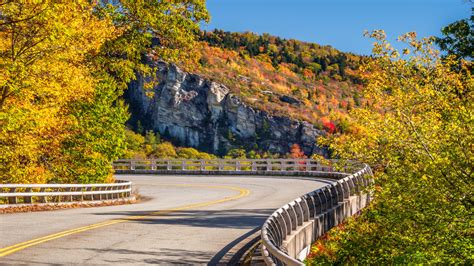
left=201, top=0, right=472, bottom=55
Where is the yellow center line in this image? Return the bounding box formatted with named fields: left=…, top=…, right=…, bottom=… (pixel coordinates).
left=0, top=184, right=250, bottom=258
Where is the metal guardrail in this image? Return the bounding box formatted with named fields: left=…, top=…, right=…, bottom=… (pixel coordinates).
left=260, top=163, right=373, bottom=265
left=0, top=180, right=132, bottom=205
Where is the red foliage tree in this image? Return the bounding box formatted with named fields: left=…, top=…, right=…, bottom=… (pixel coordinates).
left=289, top=144, right=306, bottom=159
left=323, top=120, right=336, bottom=133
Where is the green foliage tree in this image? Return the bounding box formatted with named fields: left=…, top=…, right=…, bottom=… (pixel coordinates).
left=310, top=30, right=473, bottom=264
left=56, top=80, right=130, bottom=183
left=247, top=150, right=261, bottom=159
left=125, top=129, right=146, bottom=152
left=435, top=9, right=473, bottom=60
left=145, top=130, right=160, bottom=148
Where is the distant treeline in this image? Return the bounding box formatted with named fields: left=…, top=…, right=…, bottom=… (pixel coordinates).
left=199, top=29, right=364, bottom=84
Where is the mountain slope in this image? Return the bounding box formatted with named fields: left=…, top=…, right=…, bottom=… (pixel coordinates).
left=126, top=61, right=326, bottom=156
left=126, top=30, right=365, bottom=156
left=191, top=30, right=365, bottom=132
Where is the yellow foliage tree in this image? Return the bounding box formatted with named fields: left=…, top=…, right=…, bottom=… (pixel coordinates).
left=0, top=1, right=209, bottom=184
left=0, top=2, right=114, bottom=183
left=311, top=31, right=473, bottom=264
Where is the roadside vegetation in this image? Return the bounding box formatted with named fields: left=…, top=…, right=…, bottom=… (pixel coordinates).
left=123, top=129, right=308, bottom=160
left=306, top=26, right=472, bottom=264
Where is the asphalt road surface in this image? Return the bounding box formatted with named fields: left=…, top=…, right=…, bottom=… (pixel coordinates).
left=0, top=175, right=329, bottom=264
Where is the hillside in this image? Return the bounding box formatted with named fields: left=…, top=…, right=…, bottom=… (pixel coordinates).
left=124, top=30, right=368, bottom=157
left=189, top=30, right=365, bottom=133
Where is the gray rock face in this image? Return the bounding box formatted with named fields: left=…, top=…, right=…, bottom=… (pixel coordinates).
left=126, top=61, right=326, bottom=156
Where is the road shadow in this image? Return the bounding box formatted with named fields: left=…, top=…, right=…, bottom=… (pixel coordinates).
left=86, top=247, right=214, bottom=264
left=93, top=208, right=273, bottom=229
left=92, top=208, right=275, bottom=264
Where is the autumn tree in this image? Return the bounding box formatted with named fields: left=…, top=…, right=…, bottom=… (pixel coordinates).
left=0, top=2, right=116, bottom=183
left=177, top=147, right=215, bottom=159
left=153, top=142, right=177, bottom=159
left=0, top=1, right=209, bottom=184
left=225, top=148, right=247, bottom=159
left=289, top=144, right=306, bottom=159
left=311, top=31, right=473, bottom=264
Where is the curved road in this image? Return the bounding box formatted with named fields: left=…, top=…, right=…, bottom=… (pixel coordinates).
left=0, top=175, right=328, bottom=264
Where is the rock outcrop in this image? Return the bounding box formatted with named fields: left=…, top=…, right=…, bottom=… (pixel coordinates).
left=125, top=61, right=326, bottom=156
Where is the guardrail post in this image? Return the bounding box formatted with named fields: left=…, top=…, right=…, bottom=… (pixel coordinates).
left=130, top=160, right=135, bottom=170
left=306, top=160, right=311, bottom=171
left=200, top=159, right=205, bottom=171
left=51, top=187, right=58, bottom=203
left=151, top=159, right=156, bottom=170
left=236, top=161, right=241, bottom=171
left=218, top=160, right=223, bottom=171
left=167, top=160, right=172, bottom=170
left=181, top=160, right=186, bottom=171
left=24, top=187, right=32, bottom=204
left=266, top=160, right=271, bottom=171
left=40, top=188, right=47, bottom=203
left=86, top=186, right=93, bottom=201
left=251, top=160, right=256, bottom=171
left=80, top=186, right=85, bottom=201
left=8, top=188, right=17, bottom=204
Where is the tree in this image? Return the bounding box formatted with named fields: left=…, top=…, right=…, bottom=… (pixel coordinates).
left=123, top=129, right=146, bottom=159
left=94, top=0, right=210, bottom=87
left=311, top=31, right=472, bottom=264
left=435, top=9, right=473, bottom=60
left=0, top=1, right=209, bottom=184
left=177, top=147, right=215, bottom=159
left=124, top=129, right=145, bottom=152
left=289, top=144, right=306, bottom=159
left=247, top=150, right=261, bottom=159
left=0, top=2, right=116, bottom=183
left=153, top=142, right=177, bottom=159
left=225, top=148, right=247, bottom=159
left=145, top=130, right=160, bottom=149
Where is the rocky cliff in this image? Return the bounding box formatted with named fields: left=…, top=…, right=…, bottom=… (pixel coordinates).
left=125, top=61, right=326, bottom=156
